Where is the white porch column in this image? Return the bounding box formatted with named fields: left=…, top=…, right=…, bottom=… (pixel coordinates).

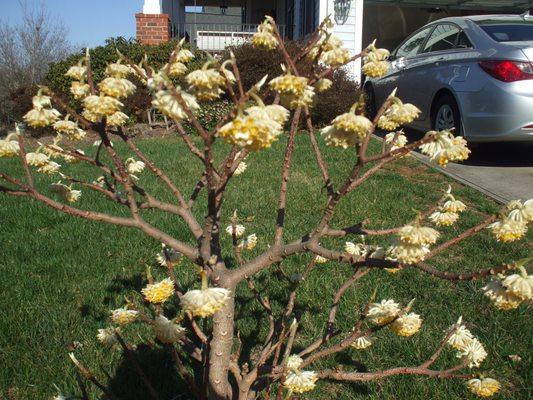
left=143, top=0, right=163, bottom=14
left=318, top=0, right=364, bottom=82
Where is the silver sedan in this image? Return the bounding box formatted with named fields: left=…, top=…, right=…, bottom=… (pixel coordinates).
left=364, top=14, right=533, bottom=142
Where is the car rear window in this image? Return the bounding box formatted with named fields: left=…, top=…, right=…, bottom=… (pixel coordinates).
left=479, top=22, right=533, bottom=42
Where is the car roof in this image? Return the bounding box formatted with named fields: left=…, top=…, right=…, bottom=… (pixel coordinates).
left=437, top=14, right=533, bottom=24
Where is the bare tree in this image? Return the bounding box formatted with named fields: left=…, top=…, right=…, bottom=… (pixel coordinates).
left=0, top=1, right=72, bottom=125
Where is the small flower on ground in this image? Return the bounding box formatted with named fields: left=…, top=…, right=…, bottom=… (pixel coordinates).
left=111, top=308, right=139, bottom=326
left=96, top=327, right=119, bottom=347
left=234, top=161, right=247, bottom=175
left=367, top=299, right=400, bottom=325
left=315, top=255, right=328, bottom=264
left=126, top=158, right=145, bottom=175
left=225, top=224, right=245, bottom=238
left=153, top=315, right=186, bottom=343
left=142, top=278, right=175, bottom=304
left=283, top=370, right=318, bottom=394
left=390, top=312, right=422, bottom=337
left=457, top=338, right=487, bottom=368
left=351, top=335, right=373, bottom=349
left=466, top=377, right=501, bottom=397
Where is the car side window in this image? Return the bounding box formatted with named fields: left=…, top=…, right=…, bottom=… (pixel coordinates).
left=422, top=24, right=472, bottom=53
left=395, top=27, right=433, bottom=58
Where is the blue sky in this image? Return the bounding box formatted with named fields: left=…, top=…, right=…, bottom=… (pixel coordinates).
left=0, top=1, right=143, bottom=47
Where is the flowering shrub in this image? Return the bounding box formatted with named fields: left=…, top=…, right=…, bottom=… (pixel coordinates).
left=0, top=16, right=531, bottom=400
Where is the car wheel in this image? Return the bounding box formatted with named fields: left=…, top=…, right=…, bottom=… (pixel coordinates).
left=364, top=84, right=376, bottom=120
left=432, top=94, right=462, bottom=136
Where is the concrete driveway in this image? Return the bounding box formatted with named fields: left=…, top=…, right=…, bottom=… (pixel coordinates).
left=382, top=131, right=533, bottom=204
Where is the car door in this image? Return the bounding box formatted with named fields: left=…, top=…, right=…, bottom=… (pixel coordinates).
left=409, top=23, right=474, bottom=125
left=373, top=26, right=433, bottom=110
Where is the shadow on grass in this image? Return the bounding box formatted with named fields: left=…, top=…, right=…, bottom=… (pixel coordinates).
left=107, top=344, right=195, bottom=400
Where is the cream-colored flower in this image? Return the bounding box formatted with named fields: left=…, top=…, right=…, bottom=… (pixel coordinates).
left=0, top=132, right=20, bottom=157
left=26, top=151, right=50, bottom=167
left=49, top=182, right=81, bottom=203
left=156, top=244, right=182, bottom=267
left=280, top=85, right=315, bottom=109
left=70, top=81, right=91, bottom=100
left=390, top=312, right=422, bottom=337
left=66, top=65, right=87, bottom=81
left=239, top=233, right=258, bottom=250
left=429, top=210, right=459, bottom=227
left=83, top=95, right=123, bottom=118
left=447, top=317, right=474, bottom=350
left=99, top=77, right=136, bottom=99
left=442, top=199, right=467, bottom=213
left=106, top=111, right=129, bottom=127
left=502, top=267, right=533, bottom=300
left=24, top=104, right=61, bottom=128
left=321, top=113, right=373, bottom=148
left=142, top=278, right=175, bottom=304
left=37, top=161, right=61, bottom=175
left=181, top=287, right=230, bottom=318
left=152, top=89, right=200, bottom=121
left=153, top=315, right=186, bottom=343
left=125, top=158, right=145, bottom=177
left=168, top=62, right=187, bottom=77
left=53, top=118, right=86, bottom=141
left=286, top=354, right=303, bottom=370
left=419, top=130, right=470, bottom=166
left=269, top=74, right=308, bottom=96
left=378, top=101, right=420, bottom=131
left=345, top=242, right=368, bottom=257
left=389, top=243, right=430, bottom=264
left=487, top=218, right=527, bottom=243
left=314, top=78, right=332, bottom=92
left=176, top=48, right=195, bottom=63
left=283, top=370, right=318, bottom=394
left=314, top=255, right=328, bottom=264
left=351, top=335, right=373, bottom=349
left=246, top=104, right=290, bottom=125
left=111, top=308, right=139, bottom=326
left=321, top=47, right=352, bottom=67
left=217, top=111, right=283, bottom=151
left=457, top=338, right=487, bottom=368
left=384, top=132, right=408, bottom=151
left=96, top=327, right=119, bottom=347
left=367, top=299, right=400, bottom=325
left=234, top=161, right=247, bottom=176
left=362, top=42, right=390, bottom=78
left=398, top=225, right=439, bottom=246
left=466, top=377, right=501, bottom=397
left=482, top=280, right=523, bottom=310
left=225, top=224, right=245, bottom=238
left=186, top=67, right=225, bottom=101
left=106, top=62, right=131, bottom=78
left=251, top=17, right=278, bottom=50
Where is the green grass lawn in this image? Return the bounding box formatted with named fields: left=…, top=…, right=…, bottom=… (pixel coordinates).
left=0, top=133, right=531, bottom=400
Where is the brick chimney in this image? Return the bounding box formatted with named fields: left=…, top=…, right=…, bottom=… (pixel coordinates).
left=136, top=13, right=171, bottom=45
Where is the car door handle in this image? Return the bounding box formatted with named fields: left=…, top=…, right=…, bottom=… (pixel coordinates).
left=435, top=57, right=446, bottom=66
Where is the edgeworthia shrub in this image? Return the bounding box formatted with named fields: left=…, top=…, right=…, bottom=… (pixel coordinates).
left=1, top=17, right=531, bottom=400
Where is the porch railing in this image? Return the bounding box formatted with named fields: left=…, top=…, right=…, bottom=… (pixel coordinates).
left=173, top=23, right=286, bottom=51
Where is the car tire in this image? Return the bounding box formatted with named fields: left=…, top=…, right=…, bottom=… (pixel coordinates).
left=364, top=84, right=376, bottom=120
left=432, top=94, right=462, bottom=137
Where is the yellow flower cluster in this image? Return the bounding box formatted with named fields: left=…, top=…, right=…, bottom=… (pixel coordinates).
left=309, top=30, right=351, bottom=67
left=487, top=199, right=531, bottom=242
left=23, top=93, right=61, bottom=128
left=314, top=78, right=332, bottom=92
left=362, top=41, right=391, bottom=78
left=53, top=116, right=86, bottom=140
left=466, top=378, right=501, bottom=397
left=142, top=278, right=175, bottom=304
left=269, top=73, right=315, bottom=109
left=99, top=77, right=136, bottom=99
left=66, top=51, right=91, bottom=100
left=153, top=315, right=186, bottom=343
left=82, top=95, right=123, bottom=122
left=446, top=317, right=487, bottom=368
left=378, top=93, right=421, bottom=131
left=320, top=109, right=373, bottom=148
left=384, top=131, right=408, bottom=151
left=96, top=327, right=119, bottom=347
left=367, top=299, right=400, bottom=325
left=351, top=335, right=373, bottom=349
left=70, top=81, right=91, bottom=100
left=217, top=105, right=287, bottom=151
left=180, top=287, right=230, bottom=318
left=152, top=88, right=200, bottom=121
left=110, top=308, right=139, bottom=326
left=239, top=233, right=258, bottom=250
left=390, top=312, right=423, bottom=337
left=225, top=224, right=246, bottom=238
left=185, top=64, right=226, bottom=101
left=283, top=356, right=318, bottom=394
left=251, top=16, right=278, bottom=50
left=0, top=131, right=20, bottom=157
left=49, top=182, right=82, bottom=203
left=419, top=130, right=470, bottom=166
left=105, top=61, right=132, bottom=79
left=483, top=266, right=532, bottom=310
left=389, top=223, right=438, bottom=264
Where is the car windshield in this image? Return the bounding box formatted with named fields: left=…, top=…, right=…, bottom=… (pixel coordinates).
left=478, top=22, right=533, bottom=42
